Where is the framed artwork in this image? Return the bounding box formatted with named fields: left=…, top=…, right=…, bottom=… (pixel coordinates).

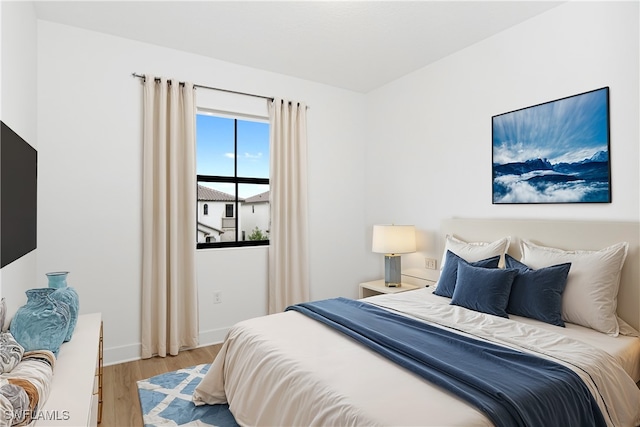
left=492, top=87, right=610, bottom=204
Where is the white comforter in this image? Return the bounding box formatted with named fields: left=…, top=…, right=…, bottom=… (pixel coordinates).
left=193, top=289, right=640, bottom=426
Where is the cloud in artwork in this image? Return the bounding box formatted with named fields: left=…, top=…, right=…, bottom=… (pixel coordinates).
left=492, top=89, right=609, bottom=165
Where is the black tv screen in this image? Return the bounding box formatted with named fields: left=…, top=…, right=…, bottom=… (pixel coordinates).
left=1, top=121, right=37, bottom=268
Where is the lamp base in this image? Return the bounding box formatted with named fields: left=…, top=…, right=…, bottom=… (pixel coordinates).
left=384, top=254, right=402, bottom=287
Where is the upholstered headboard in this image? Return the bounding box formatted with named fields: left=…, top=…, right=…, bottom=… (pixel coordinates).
left=439, top=218, right=640, bottom=331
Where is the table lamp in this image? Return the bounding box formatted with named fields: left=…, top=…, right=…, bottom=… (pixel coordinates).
left=372, top=224, right=416, bottom=287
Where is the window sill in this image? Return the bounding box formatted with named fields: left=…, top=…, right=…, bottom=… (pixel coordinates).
left=197, top=240, right=269, bottom=250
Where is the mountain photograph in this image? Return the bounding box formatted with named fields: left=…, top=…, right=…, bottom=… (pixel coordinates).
left=492, top=87, right=610, bottom=204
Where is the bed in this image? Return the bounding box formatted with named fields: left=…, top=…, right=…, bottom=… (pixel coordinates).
left=192, top=218, right=640, bottom=426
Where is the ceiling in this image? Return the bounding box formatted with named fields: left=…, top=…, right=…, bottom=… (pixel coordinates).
left=33, top=1, right=564, bottom=93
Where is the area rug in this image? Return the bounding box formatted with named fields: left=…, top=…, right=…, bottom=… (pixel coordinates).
left=137, top=363, right=239, bottom=427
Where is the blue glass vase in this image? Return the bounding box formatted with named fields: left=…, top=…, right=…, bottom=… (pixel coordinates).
left=46, top=271, right=69, bottom=289
left=10, top=288, right=70, bottom=355
left=46, top=272, right=79, bottom=342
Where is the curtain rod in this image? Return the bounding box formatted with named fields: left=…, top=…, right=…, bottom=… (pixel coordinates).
left=132, top=72, right=274, bottom=102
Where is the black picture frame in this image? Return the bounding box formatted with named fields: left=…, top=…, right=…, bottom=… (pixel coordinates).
left=492, top=87, right=611, bottom=204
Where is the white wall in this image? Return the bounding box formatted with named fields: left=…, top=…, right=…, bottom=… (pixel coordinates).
left=0, top=1, right=38, bottom=319
left=36, top=20, right=368, bottom=364
left=196, top=246, right=268, bottom=344
left=364, top=1, right=639, bottom=280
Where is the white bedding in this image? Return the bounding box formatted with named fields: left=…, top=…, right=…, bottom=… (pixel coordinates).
left=492, top=300, right=640, bottom=383
left=377, top=288, right=640, bottom=382
left=193, top=288, right=640, bottom=426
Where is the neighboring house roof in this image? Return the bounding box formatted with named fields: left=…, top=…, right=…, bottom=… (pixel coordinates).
left=197, top=185, right=245, bottom=202
left=197, top=222, right=224, bottom=235
left=244, top=191, right=270, bottom=204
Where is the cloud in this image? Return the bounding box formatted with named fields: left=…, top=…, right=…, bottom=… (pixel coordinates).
left=494, top=176, right=593, bottom=203
left=493, top=89, right=608, bottom=165
left=224, top=152, right=263, bottom=160
left=493, top=141, right=551, bottom=164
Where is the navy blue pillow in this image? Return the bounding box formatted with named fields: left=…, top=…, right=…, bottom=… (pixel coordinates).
left=450, top=262, right=518, bottom=318
left=505, top=254, right=571, bottom=327
left=433, top=251, right=501, bottom=298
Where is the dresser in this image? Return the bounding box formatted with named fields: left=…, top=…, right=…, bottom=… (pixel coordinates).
left=36, top=313, right=103, bottom=427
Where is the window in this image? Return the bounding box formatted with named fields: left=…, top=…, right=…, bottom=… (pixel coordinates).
left=196, top=112, right=270, bottom=248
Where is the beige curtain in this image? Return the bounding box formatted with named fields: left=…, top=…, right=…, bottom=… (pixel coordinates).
left=141, top=75, right=198, bottom=358
left=268, top=99, right=310, bottom=313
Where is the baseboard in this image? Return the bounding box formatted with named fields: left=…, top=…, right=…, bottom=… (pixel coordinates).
left=103, top=327, right=230, bottom=366
left=104, top=343, right=141, bottom=366
left=197, top=327, right=229, bottom=347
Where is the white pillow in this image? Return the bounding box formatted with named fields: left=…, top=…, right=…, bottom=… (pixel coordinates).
left=440, top=235, right=511, bottom=270
left=520, top=240, right=628, bottom=336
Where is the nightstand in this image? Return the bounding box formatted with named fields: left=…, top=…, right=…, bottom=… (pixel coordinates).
left=359, top=279, right=421, bottom=298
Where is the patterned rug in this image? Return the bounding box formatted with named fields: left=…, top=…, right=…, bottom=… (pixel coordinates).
left=137, top=363, right=239, bottom=427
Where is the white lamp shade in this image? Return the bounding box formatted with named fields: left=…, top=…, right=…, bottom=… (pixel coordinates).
left=372, top=225, right=416, bottom=254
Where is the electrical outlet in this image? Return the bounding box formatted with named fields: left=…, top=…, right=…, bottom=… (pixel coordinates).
left=213, top=291, right=222, bottom=304
left=424, top=258, right=437, bottom=270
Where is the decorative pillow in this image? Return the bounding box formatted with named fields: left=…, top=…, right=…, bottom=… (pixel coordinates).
left=433, top=250, right=501, bottom=298
left=440, top=235, right=511, bottom=270
left=505, top=254, right=571, bottom=327
left=520, top=240, right=628, bottom=336
left=450, top=262, right=518, bottom=318
left=0, top=332, right=24, bottom=374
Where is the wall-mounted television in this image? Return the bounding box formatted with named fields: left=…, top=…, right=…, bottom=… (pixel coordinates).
left=1, top=121, right=37, bottom=268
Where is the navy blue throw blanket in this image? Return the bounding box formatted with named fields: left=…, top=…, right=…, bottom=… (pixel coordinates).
left=286, top=298, right=606, bottom=427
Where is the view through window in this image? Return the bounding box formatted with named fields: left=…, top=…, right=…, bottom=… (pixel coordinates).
left=196, top=112, right=270, bottom=248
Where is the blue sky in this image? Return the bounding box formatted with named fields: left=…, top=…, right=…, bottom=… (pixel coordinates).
left=196, top=114, right=269, bottom=198
left=493, top=88, right=609, bottom=165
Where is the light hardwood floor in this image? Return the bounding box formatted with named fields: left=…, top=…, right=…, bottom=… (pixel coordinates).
left=100, top=344, right=222, bottom=427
